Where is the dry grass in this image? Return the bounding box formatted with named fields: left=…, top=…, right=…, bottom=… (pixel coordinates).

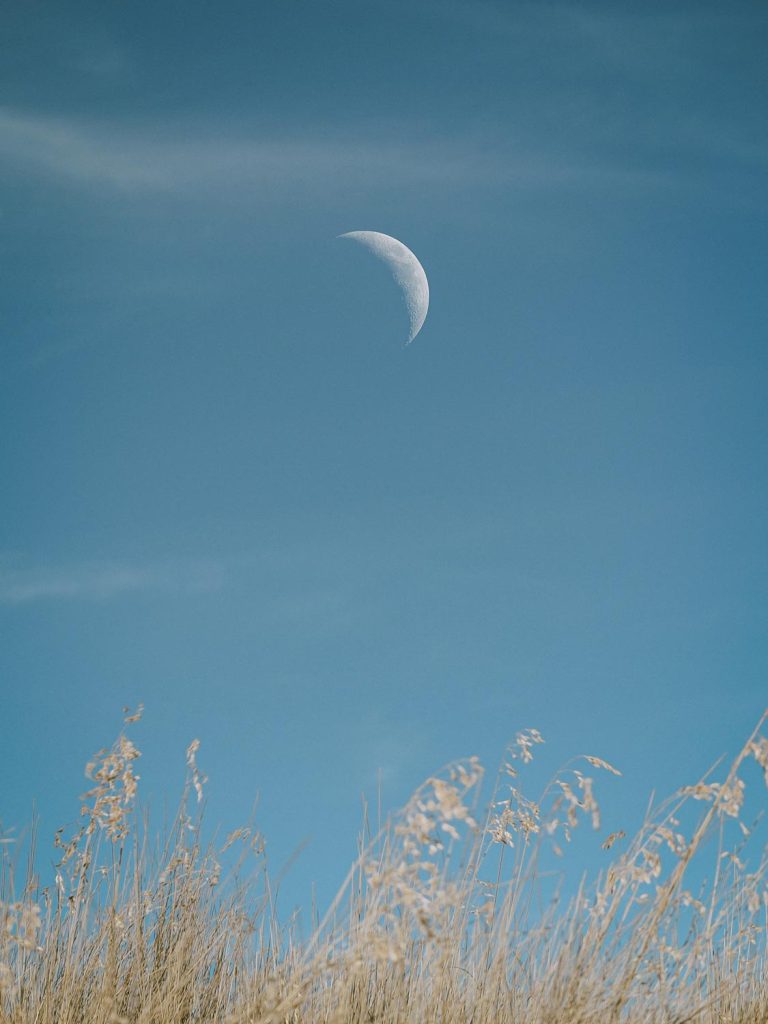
left=2, top=708, right=768, bottom=1023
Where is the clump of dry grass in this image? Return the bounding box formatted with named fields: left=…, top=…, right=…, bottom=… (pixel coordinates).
left=2, top=708, right=768, bottom=1023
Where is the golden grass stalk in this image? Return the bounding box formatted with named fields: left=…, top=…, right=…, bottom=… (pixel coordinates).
left=2, top=709, right=768, bottom=1023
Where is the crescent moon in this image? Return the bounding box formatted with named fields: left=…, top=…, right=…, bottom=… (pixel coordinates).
left=338, top=230, right=429, bottom=344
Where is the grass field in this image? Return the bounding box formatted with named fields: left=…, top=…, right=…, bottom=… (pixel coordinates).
left=2, top=709, right=767, bottom=1023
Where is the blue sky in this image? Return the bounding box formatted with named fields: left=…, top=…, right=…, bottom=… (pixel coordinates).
left=2, top=1, right=768, bottom=913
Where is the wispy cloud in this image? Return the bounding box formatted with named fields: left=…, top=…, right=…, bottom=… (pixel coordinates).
left=0, top=106, right=669, bottom=197
left=437, top=2, right=768, bottom=74
left=0, top=558, right=225, bottom=604
left=0, top=108, right=490, bottom=192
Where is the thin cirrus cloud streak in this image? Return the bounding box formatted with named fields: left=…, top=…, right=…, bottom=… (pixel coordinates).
left=0, top=106, right=671, bottom=197
left=0, top=107, right=492, bottom=191
left=0, top=559, right=225, bottom=605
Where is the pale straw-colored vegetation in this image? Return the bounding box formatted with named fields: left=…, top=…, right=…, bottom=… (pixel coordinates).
left=2, top=707, right=768, bottom=1023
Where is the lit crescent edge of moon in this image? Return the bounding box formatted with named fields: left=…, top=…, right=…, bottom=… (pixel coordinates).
left=338, top=230, right=429, bottom=345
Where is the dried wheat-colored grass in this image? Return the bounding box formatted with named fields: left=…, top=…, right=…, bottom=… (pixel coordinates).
left=2, top=708, right=768, bottom=1023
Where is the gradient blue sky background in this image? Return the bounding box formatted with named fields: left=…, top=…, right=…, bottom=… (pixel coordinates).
left=2, top=1, right=767, bottom=913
